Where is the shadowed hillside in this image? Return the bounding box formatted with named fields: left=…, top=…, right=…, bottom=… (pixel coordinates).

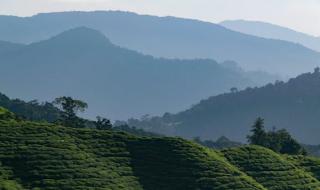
left=222, top=146, right=320, bottom=190
left=2, top=109, right=320, bottom=189
left=0, top=109, right=265, bottom=190
left=128, top=68, right=320, bottom=144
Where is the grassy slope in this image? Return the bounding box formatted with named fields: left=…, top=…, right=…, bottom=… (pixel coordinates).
left=286, top=155, right=320, bottom=180
left=0, top=116, right=264, bottom=190
left=1, top=108, right=320, bottom=189
left=222, top=146, right=320, bottom=190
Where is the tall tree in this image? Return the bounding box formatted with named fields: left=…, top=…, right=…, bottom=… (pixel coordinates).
left=53, top=96, right=88, bottom=128
left=247, top=117, right=267, bottom=146
left=247, top=118, right=306, bottom=155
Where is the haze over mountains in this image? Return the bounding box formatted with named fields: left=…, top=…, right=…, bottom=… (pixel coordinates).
left=128, top=69, right=320, bottom=144
left=220, top=20, right=320, bottom=53
left=0, top=41, right=23, bottom=54
left=1, top=11, right=320, bottom=143
left=0, top=11, right=320, bottom=76
left=0, top=27, right=274, bottom=120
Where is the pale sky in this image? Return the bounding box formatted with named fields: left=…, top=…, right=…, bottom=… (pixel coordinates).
left=0, top=0, right=319, bottom=36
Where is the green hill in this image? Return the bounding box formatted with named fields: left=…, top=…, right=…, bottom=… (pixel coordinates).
left=1, top=109, right=320, bottom=189
left=222, top=146, right=320, bottom=190
left=130, top=69, right=320, bottom=144
left=0, top=111, right=264, bottom=190
left=286, top=155, right=320, bottom=181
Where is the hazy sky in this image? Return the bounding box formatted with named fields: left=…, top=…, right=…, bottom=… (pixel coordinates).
left=0, top=0, right=319, bottom=36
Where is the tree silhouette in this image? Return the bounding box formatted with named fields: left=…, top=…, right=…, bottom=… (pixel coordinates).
left=95, top=116, right=112, bottom=130
left=53, top=96, right=88, bottom=128
left=247, top=117, right=267, bottom=146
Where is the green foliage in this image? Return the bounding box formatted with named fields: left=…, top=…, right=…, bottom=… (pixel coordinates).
left=53, top=96, right=88, bottom=128
left=0, top=117, right=265, bottom=190
left=247, top=117, right=267, bottom=146
left=286, top=155, right=320, bottom=180
left=94, top=116, right=112, bottom=130
left=247, top=118, right=306, bottom=155
left=129, top=69, right=320, bottom=144
left=1, top=116, right=320, bottom=189
left=0, top=107, right=15, bottom=120
left=0, top=93, right=60, bottom=122
left=223, top=146, right=320, bottom=190
left=0, top=180, right=24, bottom=190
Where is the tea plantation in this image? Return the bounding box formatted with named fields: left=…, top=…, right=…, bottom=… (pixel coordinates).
left=222, top=146, right=320, bottom=190
left=0, top=108, right=320, bottom=189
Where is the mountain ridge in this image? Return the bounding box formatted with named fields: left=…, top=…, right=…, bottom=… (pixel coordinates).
left=0, top=27, right=274, bottom=120
left=0, top=11, right=319, bottom=76
left=220, top=20, right=320, bottom=52
left=127, top=68, right=320, bottom=144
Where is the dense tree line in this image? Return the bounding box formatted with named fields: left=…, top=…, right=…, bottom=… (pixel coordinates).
left=247, top=117, right=306, bottom=155
left=0, top=93, right=60, bottom=122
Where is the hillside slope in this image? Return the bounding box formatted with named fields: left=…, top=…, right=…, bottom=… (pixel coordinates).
left=220, top=20, right=320, bottom=52
left=0, top=110, right=265, bottom=190
left=222, top=146, right=320, bottom=190
left=2, top=109, right=320, bottom=189
left=0, top=27, right=275, bottom=120
left=0, top=11, right=319, bottom=75
left=129, top=69, right=320, bottom=144
left=286, top=155, right=320, bottom=180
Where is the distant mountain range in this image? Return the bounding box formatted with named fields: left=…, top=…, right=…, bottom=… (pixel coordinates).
left=0, top=40, right=23, bottom=54
left=0, top=27, right=274, bottom=120
left=128, top=69, right=320, bottom=144
left=0, top=11, right=320, bottom=76
left=220, top=20, right=320, bottom=52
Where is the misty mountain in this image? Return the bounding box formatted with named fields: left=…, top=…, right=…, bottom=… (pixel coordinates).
left=127, top=68, right=320, bottom=144
left=0, top=27, right=272, bottom=120
left=0, top=11, right=320, bottom=76
left=0, top=40, right=24, bottom=54
left=220, top=20, right=320, bottom=52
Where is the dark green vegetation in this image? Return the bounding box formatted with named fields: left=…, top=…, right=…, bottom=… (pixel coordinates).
left=0, top=27, right=276, bottom=120
left=0, top=110, right=266, bottom=190
left=222, top=146, right=320, bottom=190
left=53, top=96, right=88, bottom=128
left=287, top=155, right=320, bottom=180
left=0, top=11, right=319, bottom=76
left=0, top=92, right=60, bottom=122
left=247, top=118, right=306, bottom=155
left=1, top=109, right=320, bottom=189
left=131, top=69, right=320, bottom=144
